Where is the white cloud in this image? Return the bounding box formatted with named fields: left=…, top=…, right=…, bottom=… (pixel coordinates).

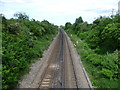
left=0, top=0, right=119, bottom=25
left=1, top=0, right=25, bottom=3
left=0, top=0, right=34, bottom=4
left=0, top=11, right=14, bottom=15
left=35, top=0, right=118, bottom=14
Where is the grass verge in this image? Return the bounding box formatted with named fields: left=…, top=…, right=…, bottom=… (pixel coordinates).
left=67, top=32, right=119, bottom=88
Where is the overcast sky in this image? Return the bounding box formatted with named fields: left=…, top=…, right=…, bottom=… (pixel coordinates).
left=0, top=0, right=119, bottom=25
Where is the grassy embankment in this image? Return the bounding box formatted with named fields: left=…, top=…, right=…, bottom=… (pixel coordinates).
left=65, top=14, right=119, bottom=88
left=1, top=13, right=58, bottom=89
left=67, top=32, right=118, bottom=88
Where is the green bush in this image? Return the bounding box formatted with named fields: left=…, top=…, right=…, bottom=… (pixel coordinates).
left=2, top=14, right=58, bottom=89
left=66, top=33, right=119, bottom=88
left=100, top=68, right=113, bottom=79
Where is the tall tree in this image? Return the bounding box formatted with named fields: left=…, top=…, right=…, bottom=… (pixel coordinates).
left=14, top=12, right=29, bottom=20
left=65, top=22, right=72, bottom=30
left=75, top=16, right=83, bottom=24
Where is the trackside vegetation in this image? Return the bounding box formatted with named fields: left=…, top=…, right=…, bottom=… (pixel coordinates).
left=65, top=14, right=119, bottom=88
left=1, top=12, right=58, bottom=89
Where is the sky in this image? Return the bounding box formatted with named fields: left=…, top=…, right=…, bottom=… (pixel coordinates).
left=0, top=0, right=119, bottom=25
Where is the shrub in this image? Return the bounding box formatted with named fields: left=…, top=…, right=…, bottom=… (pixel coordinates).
left=7, top=23, right=21, bottom=35
left=2, top=15, right=58, bottom=89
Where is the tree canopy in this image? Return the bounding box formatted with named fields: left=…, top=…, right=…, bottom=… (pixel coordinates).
left=14, top=12, right=29, bottom=20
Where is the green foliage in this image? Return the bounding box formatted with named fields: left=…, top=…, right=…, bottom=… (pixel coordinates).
left=14, top=12, right=29, bottom=20
left=66, top=14, right=119, bottom=88
left=70, top=14, right=120, bottom=54
left=60, top=25, right=65, bottom=29
left=100, top=68, right=113, bottom=79
left=67, top=33, right=119, bottom=88
left=65, top=22, right=72, bottom=30
left=79, top=30, right=100, bottom=49
left=74, top=16, right=83, bottom=24
left=112, top=14, right=120, bottom=23
left=102, top=23, right=120, bottom=40
left=2, top=13, right=58, bottom=89
left=1, top=14, right=7, bottom=26
left=7, top=23, right=21, bottom=35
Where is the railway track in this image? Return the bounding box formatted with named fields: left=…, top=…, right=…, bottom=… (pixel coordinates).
left=18, top=28, right=92, bottom=88
left=38, top=29, right=92, bottom=89
left=38, top=29, right=65, bottom=88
